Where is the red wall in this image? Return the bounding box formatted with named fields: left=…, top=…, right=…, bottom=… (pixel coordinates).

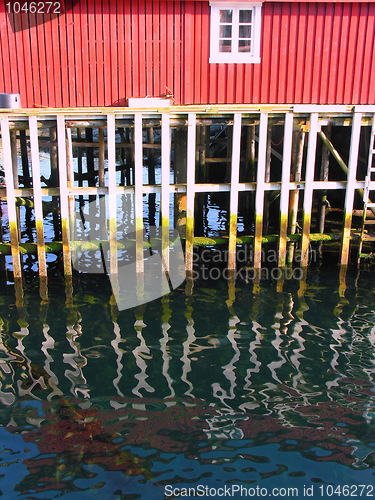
left=0, top=0, right=374, bottom=107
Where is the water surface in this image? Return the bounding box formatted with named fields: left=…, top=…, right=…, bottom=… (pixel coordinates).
left=0, top=268, right=374, bottom=499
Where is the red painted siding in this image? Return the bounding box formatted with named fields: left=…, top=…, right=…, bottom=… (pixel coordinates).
left=0, top=1, right=374, bottom=106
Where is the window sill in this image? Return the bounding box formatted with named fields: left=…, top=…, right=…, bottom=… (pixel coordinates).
left=209, top=56, right=261, bottom=64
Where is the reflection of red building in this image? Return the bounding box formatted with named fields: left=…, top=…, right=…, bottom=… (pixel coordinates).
left=5, top=394, right=371, bottom=495
left=0, top=0, right=374, bottom=107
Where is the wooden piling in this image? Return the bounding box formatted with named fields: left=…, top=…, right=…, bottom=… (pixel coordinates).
left=174, top=127, right=188, bottom=238
left=65, top=126, right=76, bottom=239
left=340, top=112, right=362, bottom=266
left=1, top=116, right=22, bottom=279
left=19, top=130, right=30, bottom=185
left=134, top=113, right=144, bottom=275
left=254, top=113, right=268, bottom=270
left=147, top=126, right=156, bottom=227
left=29, top=116, right=47, bottom=278
left=49, top=126, right=60, bottom=240
left=107, top=113, right=119, bottom=276
left=228, top=113, right=242, bottom=270
left=287, top=126, right=305, bottom=264
left=300, top=113, right=319, bottom=268
left=185, top=113, right=197, bottom=273
left=85, top=128, right=95, bottom=186
left=278, top=113, right=293, bottom=267
left=161, top=113, right=171, bottom=272
left=98, top=127, right=105, bottom=187
left=56, top=115, right=72, bottom=276
left=318, top=123, right=331, bottom=234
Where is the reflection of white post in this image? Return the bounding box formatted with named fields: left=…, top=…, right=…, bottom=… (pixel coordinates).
left=132, top=307, right=154, bottom=397
left=290, top=291, right=309, bottom=391
left=63, top=314, right=90, bottom=399
left=212, top=290, right=240, bottom=407
left=242, top=292, right=264, bottom=411
left=160, top=296, right=175, bottom=400
left=181, top=300, right=196, bottom=397
left=111, top=320, right=125, bottom=397
left=14, top=322, right=47, bottom=399
left=0, top=317, right=16, bottom=405
left=267, top=294, right=287, bottom=385
left=41, top=322, right=63, bottom=400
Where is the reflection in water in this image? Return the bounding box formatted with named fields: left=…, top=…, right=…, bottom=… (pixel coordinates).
left=0, top=268, right=374, bottom=498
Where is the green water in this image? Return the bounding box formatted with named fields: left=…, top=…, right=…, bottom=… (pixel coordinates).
left=0, top=268, right=374, bottom=499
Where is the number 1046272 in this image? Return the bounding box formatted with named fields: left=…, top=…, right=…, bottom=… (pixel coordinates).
left=5, top=2, right=61, bottom=14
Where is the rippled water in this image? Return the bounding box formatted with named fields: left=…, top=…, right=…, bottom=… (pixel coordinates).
left=0, top=268, right=374, bottom=499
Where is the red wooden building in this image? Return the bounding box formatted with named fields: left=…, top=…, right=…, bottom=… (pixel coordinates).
left=0, top=0, right=374, bottom=107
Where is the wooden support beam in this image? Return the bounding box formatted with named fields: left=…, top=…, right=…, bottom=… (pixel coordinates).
left=318, top=129, right=373, bottom=214
left=65, top=126, right=76, bottom=242
left=29, top=116, right=47, bottom=278
left=1, top=116, right=22, bottom=278
left=340, top=112, right=362, bottom=266
left=57, top=115, right=72, bottom=276
left=161, top=113, right=171, bottom=271
left=107, top=113, right=118, bottom=276
left=185, top=113, right=197, bottom=273
left=134, top=113, right=144, bottom=275
left=98, top=127, right=105, bottom=187
left=254, top=112, right=268, bottom=270
left=278, top=112, right=293, bottom=267
left=300, top=113, right=319, bottom=268
left=228, top=113, right=242, bottom=270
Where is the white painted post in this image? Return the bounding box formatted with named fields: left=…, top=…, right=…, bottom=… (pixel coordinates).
left=185, top=113, right=196, bottom=273
left=134, top=113, right=144, bottom=275
left=254, top=112, right=268, bottom=270
left=29, top=116, right=47, bottom=278
left=1, top=117, right=22, bottom=278
left=278, top=112, right=294, bottom=267
left=65, top=126, right=76, bottom=252
left=107, top=113, right=118, bottom=276
left=228, top=113, right=242, bottom=271
left=340, top=112, right=362, bottom=266
left=98, top=127, right=105, bottom=187
left=57, top=115, right=72, bottom=276
left=300, top=113, right=319, bottom=268
left=161, top=113, right=171, bottom=272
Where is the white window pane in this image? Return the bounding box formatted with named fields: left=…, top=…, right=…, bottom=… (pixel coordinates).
left=239, top=25, right=252, bottom=38
left=220, top=9, right=233, bottom=23
left=238, top=39, right=251, bottom=53
left=220, top=25, right=232, bottom=38
left=239, top=10, right=252, bottom=23
left=219, top=39, right=232, bottom=52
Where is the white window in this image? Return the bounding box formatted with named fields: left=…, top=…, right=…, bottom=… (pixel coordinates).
left=209, top=2, right=262, bottom=64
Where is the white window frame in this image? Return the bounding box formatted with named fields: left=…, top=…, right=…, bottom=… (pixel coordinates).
left=209, top=2, right=262, bottom=64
